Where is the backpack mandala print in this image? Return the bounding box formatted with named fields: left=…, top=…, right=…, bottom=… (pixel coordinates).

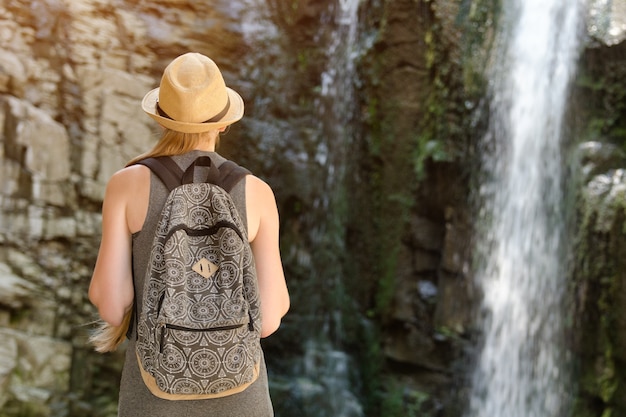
left=134, top=155, right=261, bottom=400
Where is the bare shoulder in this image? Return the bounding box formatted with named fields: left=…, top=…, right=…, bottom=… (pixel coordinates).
left=246, top=175, right=276, bottom=215
left=245, top=175, right=276, bottom=204
left=105, top=164, right=150, bottom=196
left=244, top=175, right=278, bottom=242
left=110, top=164, right=150, bottom=183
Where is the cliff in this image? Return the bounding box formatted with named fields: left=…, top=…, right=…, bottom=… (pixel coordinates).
left=0, top=1, right=625, bottom=416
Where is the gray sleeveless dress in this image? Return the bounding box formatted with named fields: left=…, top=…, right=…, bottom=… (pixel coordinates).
left=118, top=151, right=274, bottom=417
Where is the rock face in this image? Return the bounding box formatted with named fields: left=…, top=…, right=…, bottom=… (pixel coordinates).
left=570, top=33, right=626, bottom=413
left=0, top=1, right=251, bottom=414
left=573, top=146, right=626, bottom=416
left=589, top=0, right=626, bottom=46
left=0, top=1, right=625, bottom=417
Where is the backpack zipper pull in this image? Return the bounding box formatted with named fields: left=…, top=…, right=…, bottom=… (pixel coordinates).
left=158, top=322, right=166, bottom=353
left=248, top=310, right=254, bottom=332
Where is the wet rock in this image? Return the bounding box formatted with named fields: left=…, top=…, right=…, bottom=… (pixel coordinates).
left=589, top=0, right=626, bottom=46
left=578, top=141, right=626, bottom=182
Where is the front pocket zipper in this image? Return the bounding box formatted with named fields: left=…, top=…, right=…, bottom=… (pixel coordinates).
left=159, top=322, right=246, bottom=353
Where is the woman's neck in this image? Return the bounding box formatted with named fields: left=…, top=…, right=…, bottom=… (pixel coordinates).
left=193, top=135, right=218, bottom=152
left=193, top=143, right=216, bottom=152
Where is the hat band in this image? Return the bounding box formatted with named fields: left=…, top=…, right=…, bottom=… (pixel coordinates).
left=156, top=98, right=231, bottom=124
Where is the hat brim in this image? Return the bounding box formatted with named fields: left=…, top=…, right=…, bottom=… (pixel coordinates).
left=141, top=87, right=244, bottom=133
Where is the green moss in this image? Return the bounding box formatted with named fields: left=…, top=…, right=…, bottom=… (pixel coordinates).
left=345, top=0, right=491, bottom=414
left=459, top=0, right=501, bottom=97
left=414, top=132, right=452, bottom=181
left=413, top=5, right=486, bottom=181
left=1, top=400, right=50, bottom=417
left=380, top=380, right=430, bottom=417
left=373, top=245, right=401, bottom=316
left=380, top=382, right=405, bottom=417
left=574, top=51, right=626, bottom=147
left=598, top=287, right=618, bottom=405
left=572, top=176, right=626, bottom=416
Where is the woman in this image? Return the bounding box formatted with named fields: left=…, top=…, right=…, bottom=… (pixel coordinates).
left=88, top=52, right=290, bottom=416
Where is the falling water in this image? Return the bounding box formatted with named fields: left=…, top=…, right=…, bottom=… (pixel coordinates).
left=240, top=1, right=364, bottom=416
left=468, top=1, right=584, bottom=416
left=299, top=1, right=364, bottom=416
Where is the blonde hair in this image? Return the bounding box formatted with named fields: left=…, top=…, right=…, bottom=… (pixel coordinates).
left=89, top=128, right=222, bottom=353
left=127, top=129, right=220, bottom=166
left=88, top=309, right=133, bottom=353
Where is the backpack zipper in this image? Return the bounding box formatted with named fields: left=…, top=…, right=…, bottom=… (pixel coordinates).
left=165, top=323, right=244, bottom=332
left=158, top=322, right=247, bottom=353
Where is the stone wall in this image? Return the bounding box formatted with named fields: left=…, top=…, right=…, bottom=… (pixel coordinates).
left=0, top=1, right=251, bottom=415
left=343, top=0, right=476, bottom=414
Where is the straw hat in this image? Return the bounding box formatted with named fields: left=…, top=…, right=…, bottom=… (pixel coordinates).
left=142, top=53, right=244, bottom=133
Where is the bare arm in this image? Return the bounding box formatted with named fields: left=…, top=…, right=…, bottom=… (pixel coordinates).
left=246, top=176, right=290, bottom=338
left=88, top=168, right=140, bottom=326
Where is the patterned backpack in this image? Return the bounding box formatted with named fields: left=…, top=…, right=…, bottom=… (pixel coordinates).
left=133, top=155, right=261, bottom=400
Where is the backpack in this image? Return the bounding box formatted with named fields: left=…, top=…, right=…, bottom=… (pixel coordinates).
left=133, top=155, right=262, bottom=400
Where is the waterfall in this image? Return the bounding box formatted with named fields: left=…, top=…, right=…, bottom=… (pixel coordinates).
left=299, top=1, right=364, bottom=416
left=240, top=1, right=364, bottom=416
left=468, top=1, right=584, bottom=416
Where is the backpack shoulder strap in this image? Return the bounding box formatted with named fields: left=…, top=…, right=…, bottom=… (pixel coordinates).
left=134, top=156, right=251, bottom=193
left=135, top=157, right=183, bottom=191
left=218, top=160, right=251, bottom=192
